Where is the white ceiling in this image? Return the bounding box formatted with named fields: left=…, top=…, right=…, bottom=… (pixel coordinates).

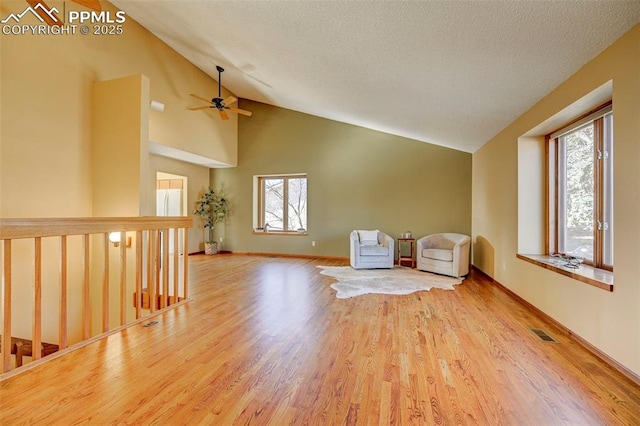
left=112, top=0, right=640, bottom=153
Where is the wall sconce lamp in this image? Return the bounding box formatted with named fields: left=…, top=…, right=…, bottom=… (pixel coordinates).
left=109, top=232, right=132, bottom=248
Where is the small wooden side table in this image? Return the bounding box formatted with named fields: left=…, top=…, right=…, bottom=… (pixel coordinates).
left=397, top=238, right=416, bottom=268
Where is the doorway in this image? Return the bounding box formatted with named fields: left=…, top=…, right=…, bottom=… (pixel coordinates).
left=156, top=172, right=187, bottom=254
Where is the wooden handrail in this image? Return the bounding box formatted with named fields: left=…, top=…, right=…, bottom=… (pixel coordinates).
left=0, top=216, right=193, bottom=374
left=0, top=217, right=192, bottom=239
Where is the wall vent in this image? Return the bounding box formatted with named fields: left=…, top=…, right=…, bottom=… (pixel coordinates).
left=530, top=328, right=558, bottom=343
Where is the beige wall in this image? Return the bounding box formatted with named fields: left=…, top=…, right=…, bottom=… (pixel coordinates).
left=212, top=100, right=472, bottom=257
left=0, top=0, right=237, bottom=219
left=473, top=25, right=640, bottom=375
left=92, top=75, right=150, bottom=216
left=0, top=0, right=238, bottom=347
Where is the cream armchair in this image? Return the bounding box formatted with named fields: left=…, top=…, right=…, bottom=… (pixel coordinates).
left=416, top=233, right=470, bottom=277
left=350, top=230, right=394, bottom=269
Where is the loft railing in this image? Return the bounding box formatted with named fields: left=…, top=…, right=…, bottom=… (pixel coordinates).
left=0, top=216, right=192, bottom=375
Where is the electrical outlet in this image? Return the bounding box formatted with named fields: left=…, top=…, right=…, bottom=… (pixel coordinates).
left=219, top=237, right=223, bottom=243
left=312, top=241, right=316, bottom=247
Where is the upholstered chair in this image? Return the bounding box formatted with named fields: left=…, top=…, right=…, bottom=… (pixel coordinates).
left=350, top=230, right=394, bottom=269
left=416, top=233, right=470, bottom=277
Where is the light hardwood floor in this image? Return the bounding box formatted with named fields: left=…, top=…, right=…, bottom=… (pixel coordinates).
left=1, top=254, right=639, bottom=424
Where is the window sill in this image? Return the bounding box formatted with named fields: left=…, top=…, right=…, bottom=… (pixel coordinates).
left=516, top=254, right=613, bottom=292
left=252, top=231, right=308, bottom=236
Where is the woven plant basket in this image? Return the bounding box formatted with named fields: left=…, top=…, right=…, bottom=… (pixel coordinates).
left=204, top=242, right=218, bottom=255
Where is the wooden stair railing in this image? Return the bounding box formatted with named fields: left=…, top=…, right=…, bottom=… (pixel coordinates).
left=0, top=217, right=192, bottom=374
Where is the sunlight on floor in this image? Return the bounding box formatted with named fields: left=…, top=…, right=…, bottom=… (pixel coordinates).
left=255, top=262, right=315, bottom=337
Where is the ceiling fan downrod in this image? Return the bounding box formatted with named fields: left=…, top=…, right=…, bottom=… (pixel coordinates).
left=216, top=65, right=224, bottom=101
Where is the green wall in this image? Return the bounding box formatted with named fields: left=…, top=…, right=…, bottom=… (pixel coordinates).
left=211, top=100, right=471, bottom=258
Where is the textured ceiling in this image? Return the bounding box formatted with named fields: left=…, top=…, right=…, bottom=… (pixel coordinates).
left=112, top=0, right=640, bottom=153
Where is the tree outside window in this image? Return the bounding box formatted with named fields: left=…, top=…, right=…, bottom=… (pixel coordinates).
left=260, top=175, right=307, bottom=232
left=551, top=106, right=613, bottom=270
left=560, top=124, right=595, bottom=261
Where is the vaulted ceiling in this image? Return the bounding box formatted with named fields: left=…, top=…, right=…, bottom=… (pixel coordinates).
left=112, top=0, right=640, bottom=153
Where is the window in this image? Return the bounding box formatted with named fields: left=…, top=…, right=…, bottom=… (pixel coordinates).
left=548, top=104, right=613, bottom=270
left=257, top=174, right=307, bottom=233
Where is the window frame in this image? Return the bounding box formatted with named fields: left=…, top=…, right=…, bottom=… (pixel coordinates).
left=547, top=103, right=613, bottom=271
left=256, top=174, right=308, bottom=234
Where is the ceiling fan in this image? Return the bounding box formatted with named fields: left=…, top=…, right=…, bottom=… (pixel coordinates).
left=187, top=66, right=252, bottom=120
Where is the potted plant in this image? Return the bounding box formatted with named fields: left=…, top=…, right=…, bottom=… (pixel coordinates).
left=193, top=187, right=229, bottom=255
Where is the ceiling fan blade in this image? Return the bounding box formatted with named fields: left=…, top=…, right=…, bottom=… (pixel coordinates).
left=228, top=107, right=253, bottom=117
left=189, top=94, right=213, bottom=104
left=219, top=110, right=229, bottom=120
left=222, top=96, right=237, bottom=106
left=187, top=106, right=211, bottom=111
left=70, top=0, right=102, bottom=11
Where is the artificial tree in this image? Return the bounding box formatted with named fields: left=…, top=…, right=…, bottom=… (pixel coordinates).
left=193, top=187, right=229, bottom=254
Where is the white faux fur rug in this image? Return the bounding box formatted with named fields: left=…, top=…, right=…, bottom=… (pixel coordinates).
left=317, top=266, right=463, bottom=299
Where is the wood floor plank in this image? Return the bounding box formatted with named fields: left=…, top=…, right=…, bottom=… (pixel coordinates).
left=1, top=254, right=639, bottom=425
